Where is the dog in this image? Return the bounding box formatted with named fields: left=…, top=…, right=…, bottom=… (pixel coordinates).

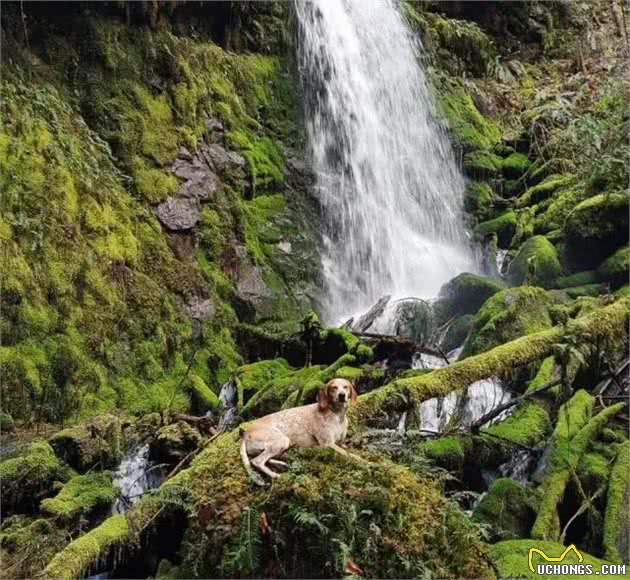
left=240, top=378, right=362, bottom=484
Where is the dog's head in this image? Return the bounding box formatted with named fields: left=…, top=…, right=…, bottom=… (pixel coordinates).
left=317, top=378, right=357, bottom=411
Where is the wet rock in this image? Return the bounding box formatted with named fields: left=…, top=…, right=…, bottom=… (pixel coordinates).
left=236, top=261, right=274, bottom=320
left=204, top=116, right=224, bottom=142
left=149, top=421, right=202, bottom=464
left=436, top=272, right=505, bottom=320
left=185, top=296, right=216, bottom=321
left=203, top=143, right=246, bottom=173
left=352, top=295, right=391, bottom=332
left=49, top=414, right=122, bottom=471
left=155, top=197, right=200, bottom=231
left=171, top=146, right=222, bottom=201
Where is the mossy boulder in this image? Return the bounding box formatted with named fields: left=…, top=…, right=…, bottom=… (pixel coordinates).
left=149, top=421, right=203, bottom=464
left=555, top=270, right=598, bottom=289
left=416, top=436, right=471, bottom=476
left=507, top=236, right=562, bottom=288
left=0, top=411, right=15, bottom=433
left=491, top=539, right=616, bottom=578
left=40, top=471, right=117, bottom=521
left=0, top=516, right=69, bottom=579
left=437, top=272, right=505, bottom=320
left=501, top=152, right=531, bottom=179
left=0, top=440, right=68, bottom=512
left=564, top=193, right=629, bottom=266
left=170, top=435, right=494, bottom=578
left=463, top=287, right=555, bottom=356
left=233, top=358, right=291, bottom=408
left=472, top=478, right=538, bottom=540
left=188, top=374, right=220, bottom=414
left=464, top=181, right=496, bottom=217
left=517, top=174, right=573, bottom=208
left=475, top=211, right=517, bottom=248
left=49, top=414, right=122, bottom=471
left=597, top=247, right=629, bottom=290
left=463, top=150, right=503, bottom=175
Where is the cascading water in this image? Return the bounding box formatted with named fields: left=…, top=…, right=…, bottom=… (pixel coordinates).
left=294, top=0, right=476, bottom=323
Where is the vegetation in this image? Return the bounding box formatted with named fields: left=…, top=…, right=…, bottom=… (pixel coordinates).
left=1, top=0, right=627, bottom=577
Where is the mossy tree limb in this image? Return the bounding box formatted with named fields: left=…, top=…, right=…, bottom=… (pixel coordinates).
left=349, top=298, right=629, bottom=428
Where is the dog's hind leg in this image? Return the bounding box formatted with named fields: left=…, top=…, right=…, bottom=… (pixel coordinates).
left=268, top=459, right=289, bottom=470
left=252, top=436, right=290, bottom=480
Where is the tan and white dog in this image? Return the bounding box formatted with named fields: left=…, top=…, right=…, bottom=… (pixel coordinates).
left=240, top=378, right=361, bottom=484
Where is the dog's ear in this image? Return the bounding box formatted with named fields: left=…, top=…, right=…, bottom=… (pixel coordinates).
left=317, top=385, right=329, bottom=411
left=349, top=382, right=358, bottom=404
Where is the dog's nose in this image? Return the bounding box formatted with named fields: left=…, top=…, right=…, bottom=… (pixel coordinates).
left=338, top=393, right=346, bottom=402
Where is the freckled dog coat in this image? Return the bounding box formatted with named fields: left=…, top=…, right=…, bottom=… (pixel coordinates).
left=240, top=378, right=358, bottom=483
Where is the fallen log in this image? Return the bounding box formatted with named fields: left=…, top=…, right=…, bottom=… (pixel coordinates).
left=350, top=331, right=450, bottom=364
left=350, top=297, right=630, bottom=428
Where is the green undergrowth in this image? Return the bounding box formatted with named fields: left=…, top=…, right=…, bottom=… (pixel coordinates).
left=170, top=438, right=494, bottom=578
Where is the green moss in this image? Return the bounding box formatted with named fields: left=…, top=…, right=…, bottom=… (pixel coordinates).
left=532, top=396, right=624, bottom=541
left=188, top=374, right=220, bottom=413
left=475, top=211, right=517, bottom=248
left=463, top=149, right=503, bottom=175
left=603, top=441, right=630, bottom=563
left=0, top=516, right=69, bottom=579
left=556, top=271, right=598, bottom=289
left=0, top=411, right=15, bottom=432
left=517, top=174, right=574, bottom=208
left=578, top=451, right=611, bottom=494
left=132, top=158, right=178, bottom=204
left=472, top=478, right=538, bottom=540
left=234, top=358, right=291, bottom=407
left=351, top=298, right=630, bottom=428
left=417, top=436, right=469, bottom=474
left=597, top=247, right=629, bottom=289
left=49, top=414, right=122, bottom=471
left=491, top=539, right=615, bottom=578
left=435, top=78, right=501, bottom=152
left=463, top=287, right=555, bottom=356
left=501, top=152, right=531, bottom=178
left=507, top=236, right=563, bottom=288
left=464, top=181, right=495, bottom=217
left=437, top=272, right=505, bottom=318
left=44, top=514, right=130, bottom=580
left=0, top=441, right=66, bottom=511
left=484, top=401, right=551, bottom=449
left=40, top=471, right=116, bottom=521
left=172, top=435, right=493, bottom=578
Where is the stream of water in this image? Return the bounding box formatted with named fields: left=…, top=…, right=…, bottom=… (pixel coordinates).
left=295, top=0, right=476, bottom=323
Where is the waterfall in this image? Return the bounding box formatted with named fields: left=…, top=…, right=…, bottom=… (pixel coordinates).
left=295, top=0, right=476, bottom=323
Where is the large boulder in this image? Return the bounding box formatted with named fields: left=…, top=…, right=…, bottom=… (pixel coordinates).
left=475, top=211, right=517, bottom=248
left=564, top=193, right=629, bottom=268
left=149, top=421, right=202, bottom=464
left=507, top=235, right=562, bottom=288
left=472, top=478, right=538, bottom=541
left=0, top=441, right=68, bottom=512
left=597, top=247, right=629, bottom=290
left=49, top=414, right=122, bottom=471
left=436, top=272, right=505, bottom=320
left=462, top=287, right=555, bottom=356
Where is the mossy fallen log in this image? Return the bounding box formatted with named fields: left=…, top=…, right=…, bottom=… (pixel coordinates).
left=603, top=440, right=630, bottom=563
left=350, top=298, right=629, bottom=427
left=531, top=397, right=625, bottom=541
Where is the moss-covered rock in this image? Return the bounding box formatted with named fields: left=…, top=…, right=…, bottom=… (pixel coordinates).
left=416, top=436, right=470, bottom=476
left=491, top=539, right=616, bottom=578
left=40, top=471, right=117, bottom=521
left=149, top=421, right=203, bottom=464
left=564, top=193, right=630, bottom=266
left=437, top=272, right=505, bottom=319
left=507, top=236, right=563, bottom=288
left=603, top=440, right=630, bottom=564
left=464, top=149, right=503, bottom=175
left=501, top=152, right=531, bottom=179
left=49, top=414, right=122, bottom=471
left=517, top=174, right=574, bottom=208
left=555, top=270, right=598, bottom=289
left=0, top=516, right=69, bottom=579
left=464, top=181, right=496, bottom=217
left=0, top=440, right=67, bottom=512
left=472, top=478, right=538, bottom=540
left=597, top=247, right=629, bottom=290
left=475, top=211, right=517, bottom=248
left=188, top=374, right=220, bottom=414
left=463, top=287, right=555, bottom=356
left=0, top=411, right=15, bottom=433
left=170, top=435, right=493, bottom=578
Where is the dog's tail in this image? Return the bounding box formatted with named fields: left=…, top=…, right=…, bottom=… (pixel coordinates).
left=240, top=436, right=266, bottom=487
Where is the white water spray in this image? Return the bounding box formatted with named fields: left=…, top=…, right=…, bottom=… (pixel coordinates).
left=295, top=0, right=476, bottom=322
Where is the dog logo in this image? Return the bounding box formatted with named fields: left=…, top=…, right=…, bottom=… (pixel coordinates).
left=528, top=544, right=583, bottom=573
